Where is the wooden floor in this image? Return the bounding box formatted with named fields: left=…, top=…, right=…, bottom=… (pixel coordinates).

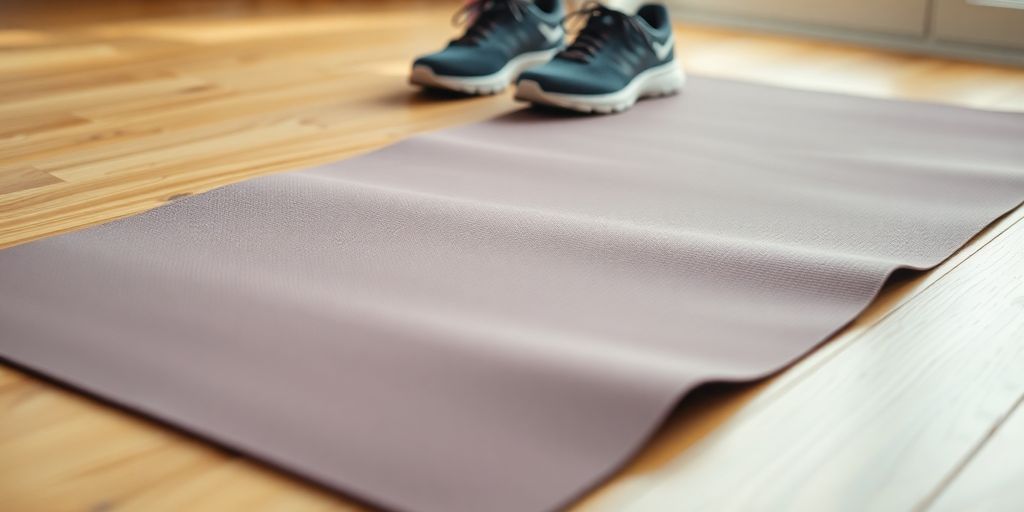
left=2, top=1, right=1023, bottom=511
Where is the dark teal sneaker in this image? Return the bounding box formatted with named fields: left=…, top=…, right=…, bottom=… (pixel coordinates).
left=410, top=0, right=565, bottom=95
left=515, top=3, right=684, bottom=113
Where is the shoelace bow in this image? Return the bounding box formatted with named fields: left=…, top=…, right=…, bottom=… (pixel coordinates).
left=559, top=2, right=654, bottom=62
left=452, top=0, right=533, bottom=45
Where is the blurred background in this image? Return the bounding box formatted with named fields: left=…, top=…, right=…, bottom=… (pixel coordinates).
left=3, top=0, right=1022, bottom=65
left=669, top=0, right=1024, bottom=65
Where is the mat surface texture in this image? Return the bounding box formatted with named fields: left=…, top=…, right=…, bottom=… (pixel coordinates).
left=2, top=77, right=1023, bottom=512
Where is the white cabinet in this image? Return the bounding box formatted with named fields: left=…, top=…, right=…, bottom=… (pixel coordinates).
left=674, top=0, right=928, bottom=36
left=933, top=0, right=1024, bottom=50
left=667, top=0, right=1024, bottom=64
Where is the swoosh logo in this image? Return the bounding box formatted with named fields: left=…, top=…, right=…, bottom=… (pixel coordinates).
left=652, top=38, right=674, bottom=60
left=537, top=23, right=564, bottom=44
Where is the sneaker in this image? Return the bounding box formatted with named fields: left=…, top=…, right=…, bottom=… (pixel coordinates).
left=410, top=0, right=566, bottom=95
left=515, top=3, right=684, bottom=113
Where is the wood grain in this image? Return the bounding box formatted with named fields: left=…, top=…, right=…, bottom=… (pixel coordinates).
left=928, top=396, right=1024, bottom=512
left=1, top=1, right=1023, bottom=511
left=0, top=167, right=62, bottom=195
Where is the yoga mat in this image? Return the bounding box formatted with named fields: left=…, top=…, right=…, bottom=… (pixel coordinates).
left=2, top=77, right=1023, bottom=512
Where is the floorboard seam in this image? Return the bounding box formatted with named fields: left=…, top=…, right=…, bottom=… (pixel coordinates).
left=915, top=390, right=1024, bottom=511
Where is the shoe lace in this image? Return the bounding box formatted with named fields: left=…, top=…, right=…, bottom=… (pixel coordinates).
left=451, top=0, right=533, bottom=46
left=558, top=2, right=653, bottom=63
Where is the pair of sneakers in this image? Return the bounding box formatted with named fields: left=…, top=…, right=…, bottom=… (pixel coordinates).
left=410, top=1, right=684, bottom=114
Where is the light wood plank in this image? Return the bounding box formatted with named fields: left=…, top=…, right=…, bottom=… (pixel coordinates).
left=0, top=167, right=62, bottom=195
left=0, top=43, right=121, bottom=73
left=927, top=397, right=1024, bottom=512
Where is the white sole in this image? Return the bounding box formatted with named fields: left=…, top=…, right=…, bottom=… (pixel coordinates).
left=410, top=47, right=561, bottom=96
left=515, top=61, right=686, bottom=114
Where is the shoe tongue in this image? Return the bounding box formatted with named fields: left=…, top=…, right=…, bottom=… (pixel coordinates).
left=453, top=1, right=519, bottom=46
left=589, top=12, right=627, bottom=38
left=589, top=6, right=628, bottom=30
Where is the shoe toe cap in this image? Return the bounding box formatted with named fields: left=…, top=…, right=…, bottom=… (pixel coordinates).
left=413, top=47, right=504, bottom=77
left=518, top=64, right=620, bottom=95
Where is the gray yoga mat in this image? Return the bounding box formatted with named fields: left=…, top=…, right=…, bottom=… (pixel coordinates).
left=2, top=77, right=1023, bottom=512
